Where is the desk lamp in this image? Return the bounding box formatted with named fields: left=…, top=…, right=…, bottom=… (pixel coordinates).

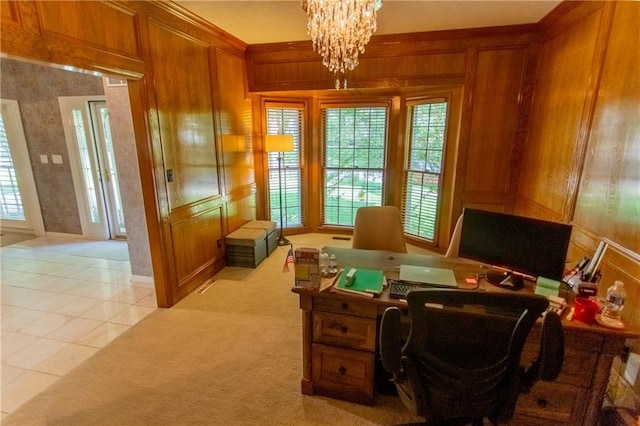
left=265, top=134, right=295, bottom=246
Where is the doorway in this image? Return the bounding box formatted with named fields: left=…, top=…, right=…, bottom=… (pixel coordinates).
left=0, top=99, right=45, bottom=237
left=58, top=96, right=126, bottom=240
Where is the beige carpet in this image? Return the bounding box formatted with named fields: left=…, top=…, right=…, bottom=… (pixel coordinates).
left=3, top=234, right=425, bottom=426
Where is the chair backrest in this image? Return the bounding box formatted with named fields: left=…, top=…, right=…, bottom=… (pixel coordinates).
left=380, top=289, right=562, bottom=424
left=444, top=212, right=464, bottom=257
left=352, top=206, right=407, bottom=253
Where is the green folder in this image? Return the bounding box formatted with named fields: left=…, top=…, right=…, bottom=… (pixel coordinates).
left=335, top=266, right=384, bottom=295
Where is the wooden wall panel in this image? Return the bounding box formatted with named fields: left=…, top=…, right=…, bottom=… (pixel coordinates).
left=170, top=204, right=223, bottom=300
left=226, top=193, right=257, bottom=233
left=464, top=48, right=528, bottom=200
left=246, top=27, right=537, bottom=92
left=0, top=1, right=145, bottom=77
left=515, top=7, right=603, bottom=222
left=516, top=1, right=639, bottom=333
left=354, top=51, right=466, bottom=80
left=36, top=1, right=141, bottom=59
left=147, top=20, right=219, bottom=208
left=573, top=2, right=640, bottom=254
left=1, top=1, right=40, bottom=32
left=215, top=49, right=255, bottom=193
left=1, top=1, right=20, bottom=26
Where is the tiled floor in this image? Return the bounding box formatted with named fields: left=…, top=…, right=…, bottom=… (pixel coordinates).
left=1, top=236, right=157, bottom=419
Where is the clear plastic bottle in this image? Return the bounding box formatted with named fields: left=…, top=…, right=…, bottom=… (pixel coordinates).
left=328, top=254, right=338, bottom=276
left=602, top=280, right=626, bottom=322
left=319, top=249, right=329, bottom=277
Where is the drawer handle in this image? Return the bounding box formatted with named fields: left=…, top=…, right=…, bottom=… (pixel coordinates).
left=341, top=302, right=349, bottom=310
left=537, top=398, right=547, bottom=408
left=338, top=366, right=347, bottom=375
left=328, top=322, right=349, bottom=334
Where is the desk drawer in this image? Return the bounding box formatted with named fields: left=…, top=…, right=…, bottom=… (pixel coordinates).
left=314, top=297, right=377, bottom=318
left=524, top=329, right=600, bottom=387
left=313, top=312, right=377, bottom=351
left=512, top=381, right=588, bottom=424
left=312, top=343, right=375, bottom=405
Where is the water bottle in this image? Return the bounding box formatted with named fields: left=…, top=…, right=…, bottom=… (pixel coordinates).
left=328, top=254, right=338, bottom=276
left=602, top=280, right=626, bottom=322
left=319, top=249, right=329, bottom=277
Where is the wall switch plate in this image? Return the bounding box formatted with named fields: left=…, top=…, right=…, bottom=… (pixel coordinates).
left=52, top=154, right=63, bottom=164
left=40, top=154, right=49, bottom=164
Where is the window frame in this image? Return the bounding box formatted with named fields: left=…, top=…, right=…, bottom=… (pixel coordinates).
left=264, top=101, right=306, bottom=230
left=319, top=101, right=390, bottom=227
left=402, top=96, right=451, bottom=243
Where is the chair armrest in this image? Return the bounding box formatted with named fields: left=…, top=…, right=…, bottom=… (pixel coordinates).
left=380, top=307, right=402, bottom=374
left=539, top=310, right=564, bottom=381
left=522, top=311, right=565, bottom=389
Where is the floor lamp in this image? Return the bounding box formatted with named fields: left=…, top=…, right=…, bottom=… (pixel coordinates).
left=265, top=134, right=294, bottom=246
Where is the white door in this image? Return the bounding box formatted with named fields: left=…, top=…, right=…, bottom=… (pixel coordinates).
left=89, top=101, right=126, bottom=239
left=58, top=96, right=126, bottom=240
left=0, top=99, right=45, bottom=235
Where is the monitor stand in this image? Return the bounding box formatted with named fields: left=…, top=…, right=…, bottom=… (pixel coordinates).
left=486, top=269, right=524, bottom=290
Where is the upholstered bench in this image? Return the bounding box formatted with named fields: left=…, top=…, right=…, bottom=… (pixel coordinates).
left=240, top=220, right=278, bottom=256
left=225, top=228, right=268, bottom=268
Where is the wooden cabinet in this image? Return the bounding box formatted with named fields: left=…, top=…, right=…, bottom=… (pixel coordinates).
left=515, top=330, right=599, bottom=424
left=514, top=328, right=627, bottom=425
left=309, top=296, right=378, bottom=405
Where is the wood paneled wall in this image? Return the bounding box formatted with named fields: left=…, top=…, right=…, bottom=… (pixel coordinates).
left=515, top=2, right=640, bottom=331
left=0, top=0, right=252, bottom=307
left=246, top=26, right=538, bottom=92
left=246, top=26, right=539, bottom=248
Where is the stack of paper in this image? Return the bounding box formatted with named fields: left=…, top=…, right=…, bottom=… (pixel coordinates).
left=334, top=266, right=384, bottom=297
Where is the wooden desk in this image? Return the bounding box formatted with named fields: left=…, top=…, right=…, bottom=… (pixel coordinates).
left=291, top=247, right=639, bottom=426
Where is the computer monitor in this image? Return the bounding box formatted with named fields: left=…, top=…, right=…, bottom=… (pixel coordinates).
left=458, top=208, right=572, bottom=282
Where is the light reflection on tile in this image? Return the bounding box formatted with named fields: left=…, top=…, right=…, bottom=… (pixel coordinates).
left=1, top=237, right=156, bottom=417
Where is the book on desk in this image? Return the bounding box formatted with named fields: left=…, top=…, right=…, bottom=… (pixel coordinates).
left=333, top=266, right=385, bottom=297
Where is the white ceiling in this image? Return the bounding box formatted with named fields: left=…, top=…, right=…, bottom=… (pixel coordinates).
left=173, top=0, right=562, bottom=45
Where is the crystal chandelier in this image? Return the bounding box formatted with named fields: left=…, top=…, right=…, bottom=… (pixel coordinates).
left=302, top=0, right=382, bottom=89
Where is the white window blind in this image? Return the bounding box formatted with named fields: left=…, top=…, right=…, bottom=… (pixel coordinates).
left=0, top=110, right=25, bottom=221
left=402, top=100, right=448, bottom=241
left=265, top=105, right=304, bottom=228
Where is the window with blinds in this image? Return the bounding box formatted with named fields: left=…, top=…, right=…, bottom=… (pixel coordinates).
left=0, top=108, right=25, bottom=221
left=403, top=100, right=449, bottom=241
left=322, top=106, right=387, bottom=226
left=265, top=105, right=304, bottom=228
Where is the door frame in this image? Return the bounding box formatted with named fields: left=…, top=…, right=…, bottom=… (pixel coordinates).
left=0, top=99, right=46, bottom=236
left=58, top=95, right=111, bottom=240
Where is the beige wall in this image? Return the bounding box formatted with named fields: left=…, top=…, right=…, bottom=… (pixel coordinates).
left=103, top=81, right=152, bottom=277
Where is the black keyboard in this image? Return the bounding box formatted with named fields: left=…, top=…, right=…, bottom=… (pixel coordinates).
left=388, top=280, right=420, bottom=299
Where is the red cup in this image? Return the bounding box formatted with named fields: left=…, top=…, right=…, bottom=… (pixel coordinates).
left=573, top=297, right=598, bottom=324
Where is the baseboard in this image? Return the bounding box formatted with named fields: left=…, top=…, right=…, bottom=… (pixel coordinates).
left=44, top=232, right=86, bottom=240
left=0, top=226, right=35, bottom=235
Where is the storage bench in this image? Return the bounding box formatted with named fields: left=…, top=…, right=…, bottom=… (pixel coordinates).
left=240, top=220, right=278, bottom=255
left=225, top=228, right=268, bottom=268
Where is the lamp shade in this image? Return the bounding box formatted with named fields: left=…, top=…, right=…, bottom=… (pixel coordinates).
left=265, top=134, right=294, bottom=152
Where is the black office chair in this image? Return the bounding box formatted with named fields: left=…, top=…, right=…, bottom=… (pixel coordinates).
left=380, top=289, right=564, bottom=426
